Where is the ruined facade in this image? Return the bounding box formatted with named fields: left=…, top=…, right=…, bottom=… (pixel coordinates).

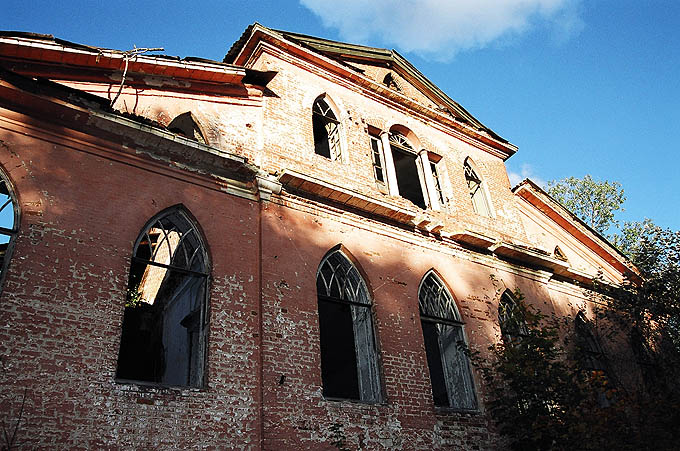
left=0, top=25, right=636, bottom=449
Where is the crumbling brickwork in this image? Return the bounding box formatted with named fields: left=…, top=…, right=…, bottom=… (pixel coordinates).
left=0, top=25, right=634, bottom=449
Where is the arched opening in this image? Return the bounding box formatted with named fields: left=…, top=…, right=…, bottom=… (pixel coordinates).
left=116, top=206, right=209, bottom=387
left=389, top=130, right=427, bottom=208
left=0, top=168, right=19, bottom=288
left=168, top=112, right=206, bottom=144
left=498, top=290, right=528, bottom=342
left=419, top=271, right=477, bottom=409
left=312, top=96, right=342, bottom=160
left=316, top=249, right=381, bottom=401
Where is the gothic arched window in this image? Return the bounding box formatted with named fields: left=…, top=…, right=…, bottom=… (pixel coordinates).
left=498, top=290, right=528, bottom=342
left=464, top=159, right=492, bottom=216
left=116, top=206, right=209, bottom=387
left=316, top=249, right=381, bottom=402
left=0, top=169, right=18, bottom=287
left=419, top=271, right=477, bottom=409
left=312, top=97, right=342, bottom=160
left=575, top=312, right=607, bottom=373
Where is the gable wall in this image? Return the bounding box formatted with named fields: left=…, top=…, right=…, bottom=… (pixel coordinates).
left=249, top=46, right=527, bottom=242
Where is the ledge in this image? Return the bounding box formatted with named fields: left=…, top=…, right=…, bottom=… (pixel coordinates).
left=278, top=169, right=418, bottom=224
left=490, top=241, right=570, bottom=273
left=442, top=230, right=496, bottom=249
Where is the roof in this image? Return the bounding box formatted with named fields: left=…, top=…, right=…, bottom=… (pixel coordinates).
left=224, top=23, right=511, bottom=147
left=513, top=178, right=640, bottom=282
left=0, top=31, right=276, bottom=91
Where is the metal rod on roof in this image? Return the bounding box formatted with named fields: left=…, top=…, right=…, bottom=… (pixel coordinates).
left=110, top=45, right=164, bottom=108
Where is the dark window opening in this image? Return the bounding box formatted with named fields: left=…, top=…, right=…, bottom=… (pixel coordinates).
left=168, top=112, right=206, bottom=144
left=312, top=98, right=341, bottom=160
left=575, top=312, right=607, bottom=373
left=575, top=312, right=615, bottom=406
left=0, top=173, right=18, bottom=284
left=116, top=207, right=209, bottom=387
left=389, top=132, right=426, bottom=209
left=316, top=250, right=381, bottom=402
left=419, top=272, right=477, bottom=409
left=370, top=134, right=385, bottom=184
left=498, top=291, right=529, bottom=343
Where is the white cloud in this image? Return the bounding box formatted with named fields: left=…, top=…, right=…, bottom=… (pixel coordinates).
left=507, top=163, right=547, bottom=188
left=299, top=0, right=582, bottom=59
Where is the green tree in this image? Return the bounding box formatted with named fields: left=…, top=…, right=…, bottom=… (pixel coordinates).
left=547, top=175, right=625, bottom=235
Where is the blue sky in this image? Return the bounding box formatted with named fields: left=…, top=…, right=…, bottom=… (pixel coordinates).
left=3, top=0, right=679, bottom=231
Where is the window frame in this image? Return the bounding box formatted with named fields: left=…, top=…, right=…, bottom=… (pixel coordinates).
left=418, top=271, right=478, bottom=411
left=464, top=158, right=493, bottom=217
left=388, top=131, right=429, bottom=209
left=312, top=96, right=343, bottom=161
left=115, top=205, right=210, bottom=389
left=316, top=249, right=382, bottom=403
left=498, top=290, right=529, bottom=343
left=0, top=168, right=19, bottom=291
left=430, top=160, right=446, bottom=206
left=369, top=132, right=388, bottom=190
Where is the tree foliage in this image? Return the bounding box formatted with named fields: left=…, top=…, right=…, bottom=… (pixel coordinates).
left=474, top=288, right=680, bottom=450
left=476, top=222, right=680, bottom=450
left=547, top=175, right=625, bottom=234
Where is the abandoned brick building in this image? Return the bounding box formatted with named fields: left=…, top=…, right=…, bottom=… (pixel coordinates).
left=0, top=24, right=636, bottom=449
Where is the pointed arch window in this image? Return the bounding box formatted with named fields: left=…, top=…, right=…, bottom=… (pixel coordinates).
left=419, top=272, right=477, bottom=409
left=0, top=170, right=18, bottom=287
left=116, top=206, right=209, bottom=387
left=312, top=97, right=342, bottom=160
left=498, top=290, right=528, bottom=342
left=574, top=312, right=607, bottom=373
left=464, top=159, right=492, bottom=216
left=316, top=250, right=381, bottom=402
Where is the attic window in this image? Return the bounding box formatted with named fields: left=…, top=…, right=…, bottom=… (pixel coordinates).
left=168, top=112, right=206, bottom=144
left=383, top=73, right=401, bottom=92
left=554, top=246, right=568, bottom=262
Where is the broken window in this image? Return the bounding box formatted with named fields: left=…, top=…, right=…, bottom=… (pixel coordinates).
left=498, top=290, right=528, bottom=343
left=312, top=97, right=342, bottom=160
left=116, top=206, right=209, bottom=387
left=419, top=271, right=477, bottom=409
left=575, top=312, right=616, bottom=406
left=369, top=133, right=386, bottom=187
left=574, top=312, right=607, bottom=373
left=316, top=250, right=381, bottom=402
left=168, top=112, right=206, bottom=144
left=389, top=132, right=427, bottom=209
left=0, top=171, right=18, bottom=285
left=464, top=159, right=492, bottom=216
left=430, top=161, right=445, bottom=205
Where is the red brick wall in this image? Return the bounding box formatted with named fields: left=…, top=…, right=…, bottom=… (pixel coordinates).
left=0, top=111, right=262, bottom=449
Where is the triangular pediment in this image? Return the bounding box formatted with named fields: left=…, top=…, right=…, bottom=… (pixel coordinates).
left=224, top=23, right=516, bottom=157
left=513, top=179, right=639, bottom=285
